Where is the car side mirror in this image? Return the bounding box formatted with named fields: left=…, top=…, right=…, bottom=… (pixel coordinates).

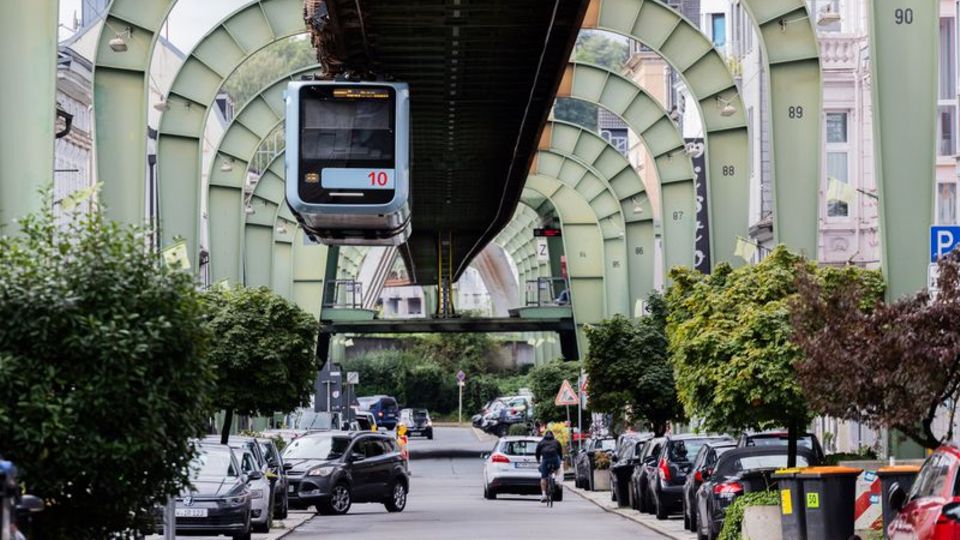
left=889, top=482, right=907, bottom=513
left=282, top=462, right=293, bottom=471
left=643, top=456, right=656, bottom=464
left=341, top=423, right=350, bottom=431
left=611, top=453, right=618, bottom=462
left=481, top=452, right=490, bottom=460
left=350, top=451, right=366, bottom=462
left=247, top=470, right=264, bottom=481
left=17, top=494, right=44, bottom=513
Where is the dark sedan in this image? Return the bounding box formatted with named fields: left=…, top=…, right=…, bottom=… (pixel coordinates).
left=682, top=440, right=735, bottom=532
left=167, top=443, right=255, bottom=540
left=574, top=437, right=616, bottom=490
left=695, top=446, right=815, bottom=540
left=610, top=433, right=651, bottom=508
left=630, top=437, right=664, bottom=513
left=737, top=431, right=826, bottom=464
left=400, top=408, right=433, bottom=439
left=647, top=435, right=733, bottom=520
left=283, top=431, right=409, bottom=515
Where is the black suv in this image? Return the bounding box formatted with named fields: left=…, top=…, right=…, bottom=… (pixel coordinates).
left=645, top=434, right=733, bottom=520
left=282, top=431, right=409, bottom=515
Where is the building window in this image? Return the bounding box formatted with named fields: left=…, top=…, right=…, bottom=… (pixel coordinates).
left=939, top=183, right=957, bottom=225
left=407, top=297, right=422, bottom=315
left=600, top=128, right=629, bottom=156
left=711, top=14, right=726, bottom=48
left=941, top=18, right=956, bottom=100
left=825, top=112, right=850, bottom=218
left=939, top=106, right=957, bottom=156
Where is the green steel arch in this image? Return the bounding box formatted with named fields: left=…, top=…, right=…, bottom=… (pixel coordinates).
left=584, top=0, right=749, bottom=267
left=208, top=63, right=322, bottom=283
left=561, top=61, right=697, bottom=275
left=738, top=0, right=821, bottom=257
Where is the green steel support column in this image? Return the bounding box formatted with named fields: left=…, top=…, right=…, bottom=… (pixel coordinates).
left=0, top=0, right=59, bottom=228
left=869, top=0, right=938, bottom=300
left=93, top=0, right=175, bottom=226
left=739, top=1, right=821, bottom=257
left=292, top=230, right=328, bottom=317
left=587, top=0, right=750, bottom=267
left=561, top=61, right=698, bottom=277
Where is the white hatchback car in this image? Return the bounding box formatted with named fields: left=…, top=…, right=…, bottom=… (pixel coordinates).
left=482, top=436, right=562, bottom=501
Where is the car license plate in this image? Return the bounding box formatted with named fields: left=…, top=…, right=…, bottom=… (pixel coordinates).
left=288, top=484, right=296, bottom=492
left=175, top=508, right=207, bottom=518
left=515, top=462, right=538, bottom=469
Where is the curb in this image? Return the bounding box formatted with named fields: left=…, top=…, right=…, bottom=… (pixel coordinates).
left=564, top=482, right=690, bottom=540
left=269, top=511, right=314, bottom=539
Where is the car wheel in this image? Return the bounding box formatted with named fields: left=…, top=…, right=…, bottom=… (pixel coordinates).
left=318, top=483, right=352, bottom=515
left=683, top=506, right=691, bottom=530
left=384, top=480, right=408, bottom=512
left=690, top=505, right=698, bottom=532
left=276, top=493, right=289, bottom=520
left=233, top=533, right=252, bottom=540
left=427, top=431, right=433, bottom=440
left=655, top=490, right=668, bottom=520
left=483, top=485, right=497, bottom=500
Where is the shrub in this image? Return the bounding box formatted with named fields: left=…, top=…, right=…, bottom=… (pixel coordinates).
left=717, top=490, right=780, bottom=540
left=528, top=360, right=580, bottom=422
left=508, top=423, right=531, bottom=436
left=593, top=452, right=612, bottom=470
left=0, top=203, right=214, bottom=538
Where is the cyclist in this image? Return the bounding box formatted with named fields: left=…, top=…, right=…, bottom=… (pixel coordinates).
left=535, top=430, right=563, bottom=502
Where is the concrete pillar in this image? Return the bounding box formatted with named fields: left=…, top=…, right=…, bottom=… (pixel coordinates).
left=0, top=1, right=59, bottom=229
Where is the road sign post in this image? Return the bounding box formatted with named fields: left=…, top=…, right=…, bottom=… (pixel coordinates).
left=930, top=226, right=960, bottom=262
left=457, top=371, right=466, bottom=425
left=555, top=379, right=580, bottom=454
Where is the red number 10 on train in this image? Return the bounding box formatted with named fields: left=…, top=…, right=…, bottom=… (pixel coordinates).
left=368, top=171, right=389, bottom=186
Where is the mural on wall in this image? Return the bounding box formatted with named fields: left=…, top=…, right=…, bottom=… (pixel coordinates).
left=687, top=138, right=710, bottom=272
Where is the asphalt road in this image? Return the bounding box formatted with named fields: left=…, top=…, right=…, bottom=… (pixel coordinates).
left=289, top=427, right=669, bottom=540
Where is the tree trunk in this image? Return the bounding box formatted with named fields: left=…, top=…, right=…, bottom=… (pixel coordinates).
left=221, top=410, right=233, bottom=445
left=787, top=419, right=799, bottom=468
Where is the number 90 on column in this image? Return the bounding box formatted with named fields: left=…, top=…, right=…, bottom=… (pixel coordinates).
left=322, top=168, right=396, bottom=190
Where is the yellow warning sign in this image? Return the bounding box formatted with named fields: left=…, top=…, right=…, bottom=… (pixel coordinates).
left=780, top=489, right=792, bottom=515
left=806, top=492, right=820, bottom=509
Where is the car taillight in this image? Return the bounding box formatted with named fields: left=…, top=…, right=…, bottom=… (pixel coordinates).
left=510, top=408, right=517, bottom=414
left=713, top=481, right=743, bottom=496
left=694, top=471, right=703, bottom=482
left=938, top=501, right=960, bottom=524
left=491, top=453, right=511, bottom=464
left=378, top=412, right=384, bottom=417
left=658, top=458, right=671, bottom=482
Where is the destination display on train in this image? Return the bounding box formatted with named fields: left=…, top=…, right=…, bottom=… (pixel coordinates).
left=321, top=168, right=396, bottom=190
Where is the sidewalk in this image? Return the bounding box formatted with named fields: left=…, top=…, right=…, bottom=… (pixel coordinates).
left=563, top=481, right=695, bottom=540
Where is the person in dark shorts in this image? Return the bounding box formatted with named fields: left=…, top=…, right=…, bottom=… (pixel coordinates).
left=535, top=430, right=564, bottom=502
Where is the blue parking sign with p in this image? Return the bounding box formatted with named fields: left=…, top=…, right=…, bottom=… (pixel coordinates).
left=931, top=226, right=960, bottom=262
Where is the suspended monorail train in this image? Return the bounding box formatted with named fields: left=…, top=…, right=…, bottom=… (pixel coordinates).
left=285, top=81, right=411, bottom=245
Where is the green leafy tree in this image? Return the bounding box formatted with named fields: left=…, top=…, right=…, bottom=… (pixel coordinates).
left=414, top=332, right=498, bottom=375
left=0, top=202, right=214, bottom=538
left=223, top=36, right=317, bottom=108
left=584, top=295, right=682, bottom=435
left=666, top=248, right=812, bottom=464
left=203, top=286, right=318, bottom=443
left=528, top=359, right=580, bottom=423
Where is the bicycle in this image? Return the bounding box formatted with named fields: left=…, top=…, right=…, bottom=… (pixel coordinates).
left=544, top=464, right=561, bottom=508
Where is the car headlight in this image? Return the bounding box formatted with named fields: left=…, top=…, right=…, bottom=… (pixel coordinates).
left=225, top=494, right=248, bottom=505
left=250, top=489, right=263, bottom=499
left=307, top=467, right=334, bottom=477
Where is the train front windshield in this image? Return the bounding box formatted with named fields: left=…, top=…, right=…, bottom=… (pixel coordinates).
left=297, top=86, right=396, bottom=206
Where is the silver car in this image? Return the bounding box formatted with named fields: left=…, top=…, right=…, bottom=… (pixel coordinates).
left=481, top=436, right=562, bottom=501
left=206, top=437, right=274, bottom=532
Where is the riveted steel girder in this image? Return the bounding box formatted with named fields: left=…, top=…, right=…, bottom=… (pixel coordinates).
left=584, top=0, right=750, bottom=267
left=559, top=61, right=697, bottom=279
left=0, top=0, right=58, bottom=229
left=869, top=0, right=938, bottom=299
left=739, top=0, right=821, bottom=258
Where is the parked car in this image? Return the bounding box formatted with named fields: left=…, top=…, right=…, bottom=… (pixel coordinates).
left=610, top=433, right=652, bottom=507
left=630, top=437, right=665, bottom=513
left=695, top=446, right=815, bottom=540
left=282, top=431, right=409, bottom=515
left=481, top=396, right=533, bottom=437
left=888, top=444, right=960, bottom=539
left=472, top=400, right=495, bottom=428
left=737, top=431, right=825, bottom=464
left=399, top=408, right=434, bottom=439
left=265, top=409, right=343, bottom=443
left=574, top=436, right=616, bottom=490
left=357, top=395, right=400, bottom=430
left=205, top=436, right=274, bottom=532
left=682, top=440, right=736, bottom=532
left=482, top=436, right=562, bottom=501
left=257, top=437, right=289, bottom=520
left=646, top=435, right=734, bottom=520
left=165, top=443, right=255, bottom=540
left=352, top=410, right=378, bottom=431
